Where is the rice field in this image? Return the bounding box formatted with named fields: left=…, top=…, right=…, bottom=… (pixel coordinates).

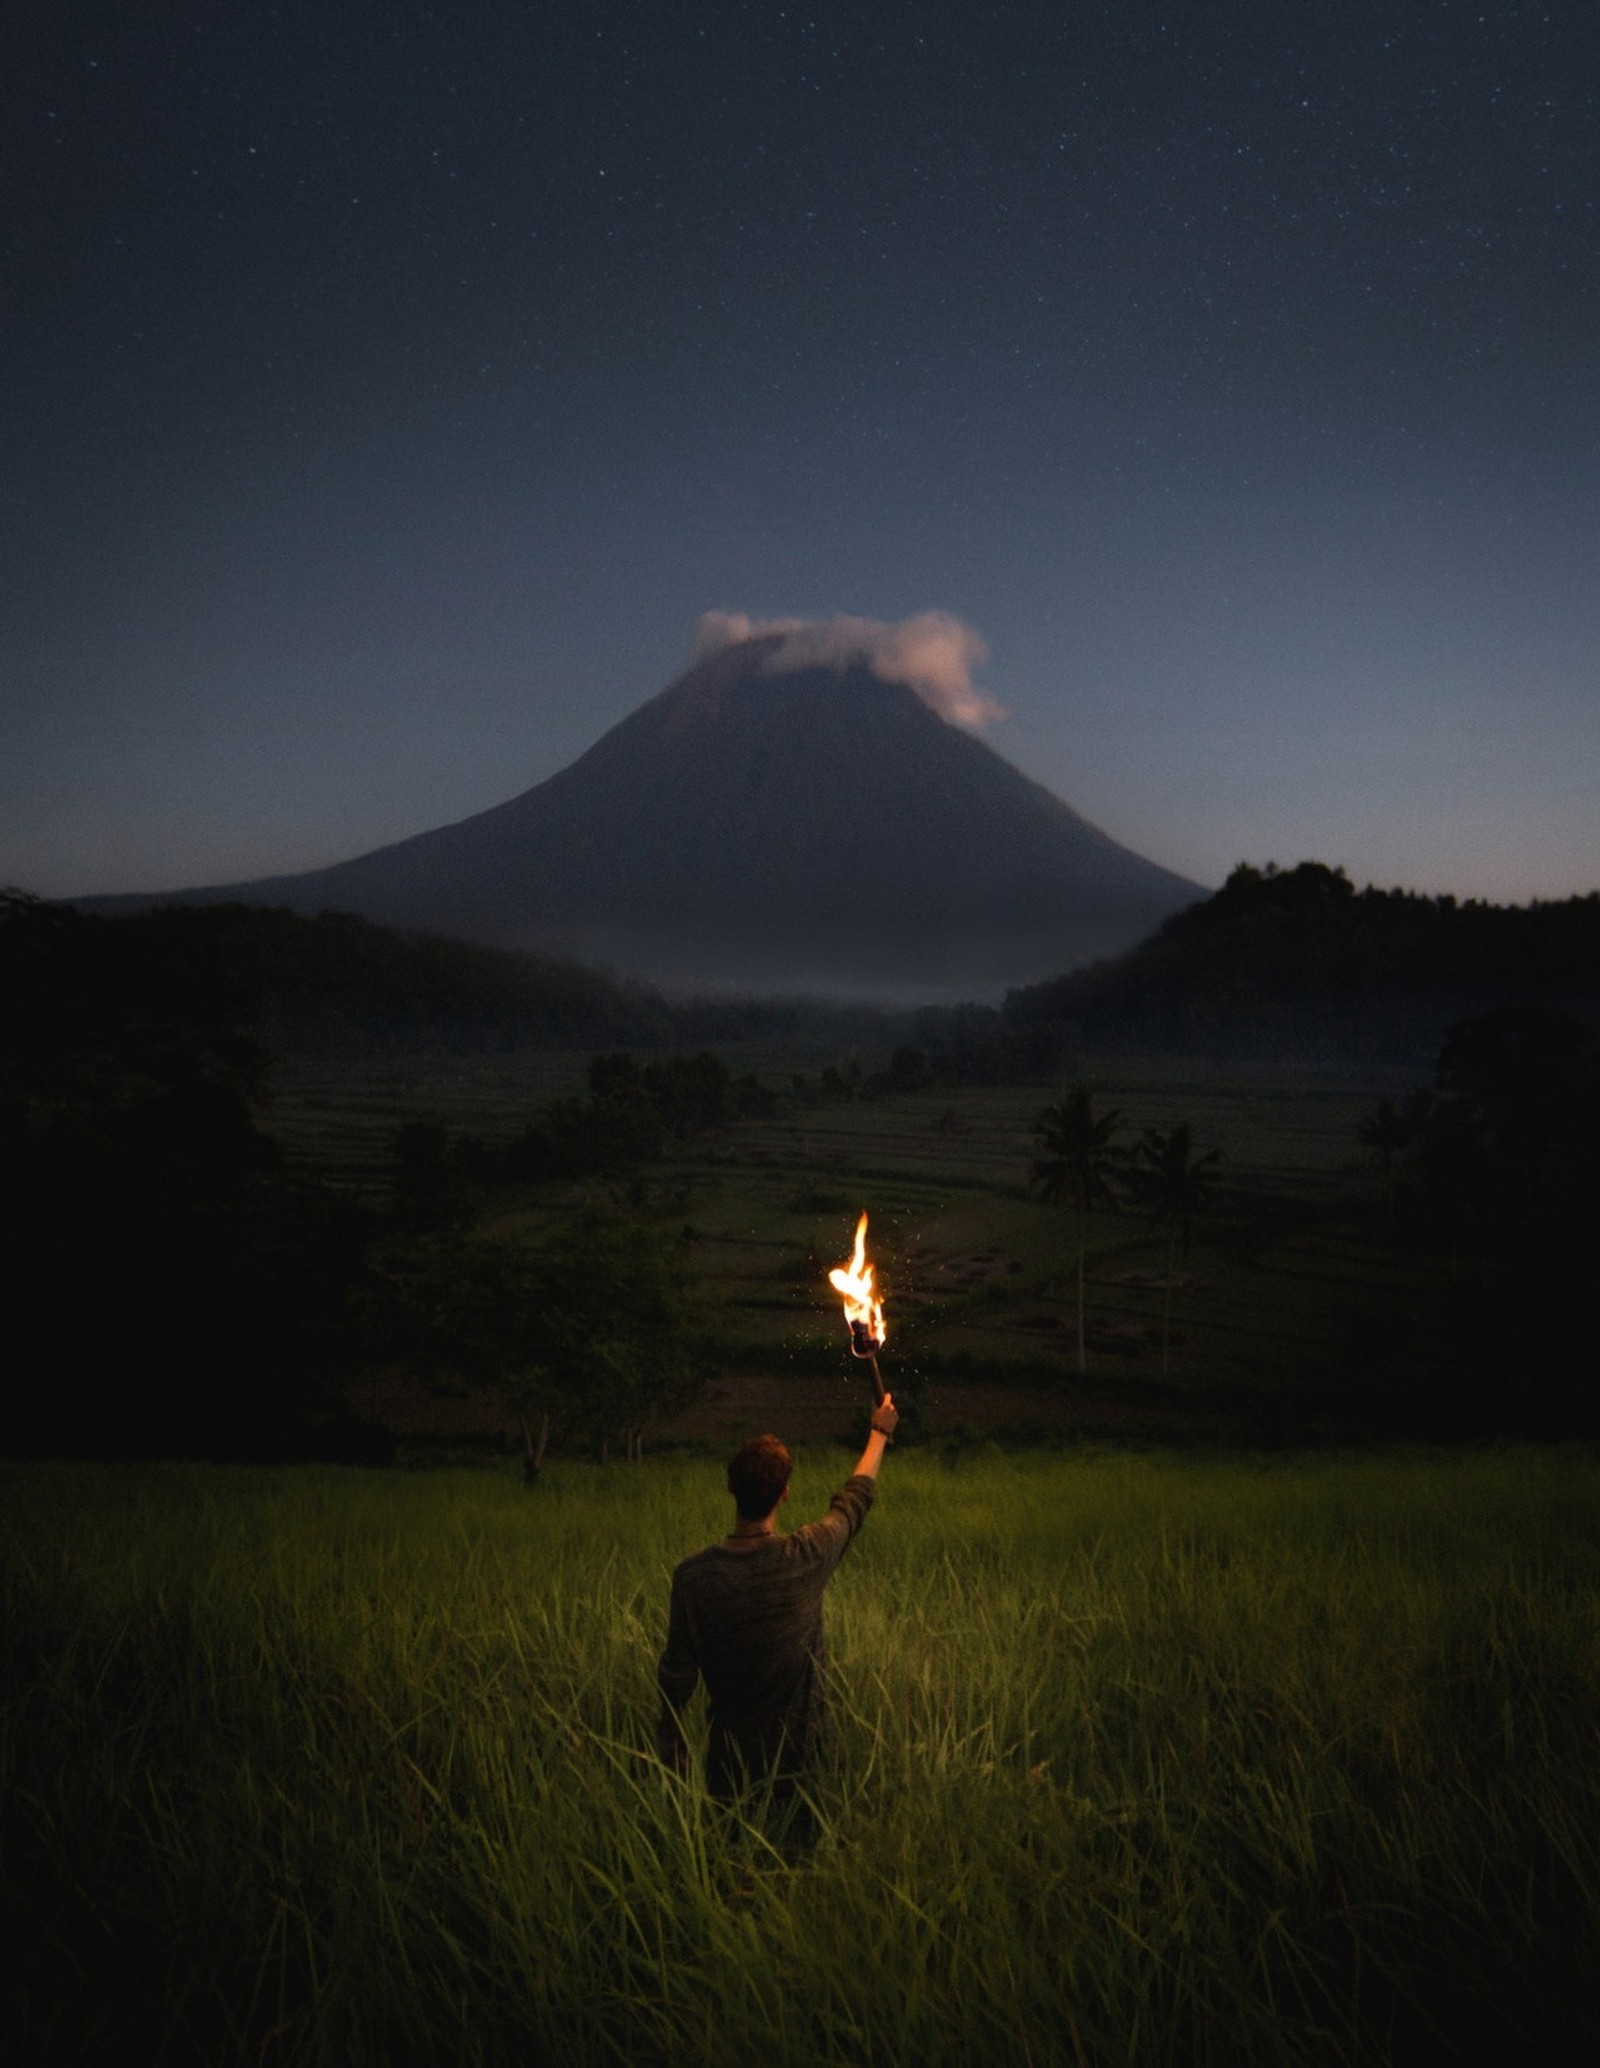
left=264, top=1044, right=1445, bottom=1439
left=5, top=1445, right=1596, bottom=2064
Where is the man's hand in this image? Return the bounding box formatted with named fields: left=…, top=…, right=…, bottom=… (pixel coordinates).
left=855, top=1392, right=898, bottom=1478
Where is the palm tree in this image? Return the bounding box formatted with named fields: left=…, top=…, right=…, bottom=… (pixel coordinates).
left=1031, top=1085, right=1125, bottom=1375
left=1359, top=1088, right=1433, bottom=1235
left=1134, top=1123, right=1224, bottom=1376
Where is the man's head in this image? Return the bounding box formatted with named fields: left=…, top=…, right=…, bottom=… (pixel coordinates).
left=727, top=1434, right=792, bottom=1520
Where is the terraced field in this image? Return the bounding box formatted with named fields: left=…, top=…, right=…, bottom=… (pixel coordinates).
left=264, top=1044, right=1440, bottom=1447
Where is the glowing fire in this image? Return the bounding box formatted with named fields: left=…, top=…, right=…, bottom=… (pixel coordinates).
left=828, top=1211, right=886, bottom=1351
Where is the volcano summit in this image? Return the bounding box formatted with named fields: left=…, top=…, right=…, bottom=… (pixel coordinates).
left=93, top=619, right=1202, bottom=998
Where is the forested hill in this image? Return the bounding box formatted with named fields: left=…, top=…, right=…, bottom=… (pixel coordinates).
left=23, top=899, right=671, bottom=1052
left=20, top=897, right=903, bottom=1055
left=1005, top=862, right=1600, bottom=1063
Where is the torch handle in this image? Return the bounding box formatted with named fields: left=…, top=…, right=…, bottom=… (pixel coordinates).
left=868, top=1355, right=885, bottom=1408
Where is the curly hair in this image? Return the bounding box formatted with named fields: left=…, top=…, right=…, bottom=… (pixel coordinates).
left=727, top=1434, right=792, bottom=1520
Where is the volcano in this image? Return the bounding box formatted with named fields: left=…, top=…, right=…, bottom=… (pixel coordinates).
left=91, top=633, right=1202, bottom=997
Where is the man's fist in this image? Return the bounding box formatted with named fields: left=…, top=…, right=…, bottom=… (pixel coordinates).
left=870, top=1396, right=899, bottom=1436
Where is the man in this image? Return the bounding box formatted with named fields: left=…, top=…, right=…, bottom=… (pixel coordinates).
left=657, top=1397, right=898, bottom=1809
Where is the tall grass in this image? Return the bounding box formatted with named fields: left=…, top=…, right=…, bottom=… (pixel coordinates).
left=4, top=1449, right=1597, bottom=2064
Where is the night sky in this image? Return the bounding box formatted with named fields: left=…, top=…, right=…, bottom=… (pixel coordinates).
left=6, top=2, right=1597, bottom=911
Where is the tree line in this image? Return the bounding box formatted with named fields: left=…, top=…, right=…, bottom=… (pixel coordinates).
left=0, top=894, right=1001, bottom=1463
left=1031, top=1088, right=1224, bottom=1381
left=44, top=898, right=921, bottom=1056
left=1355, top=1005, right=1598, bottom=1426
left=1031, top=1000, right=1598, bottom=1433
left=10, top=881, right=1594, bottom=1457
left=1007, top=861, right=1600, bottom=1064
left=0, top=895, right=725, bottom=1462
left=2, top=892, right=366, bottom=1459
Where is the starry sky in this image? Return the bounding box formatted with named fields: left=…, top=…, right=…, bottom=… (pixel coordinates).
left=6, top=1, right=1597, bottom=911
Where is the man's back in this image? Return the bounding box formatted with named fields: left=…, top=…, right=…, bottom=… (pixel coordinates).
left=658, top=1474, right=875, bottom=1793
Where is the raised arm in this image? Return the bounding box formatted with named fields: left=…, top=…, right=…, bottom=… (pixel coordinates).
left=851, top=1393, right=899, bottom=1481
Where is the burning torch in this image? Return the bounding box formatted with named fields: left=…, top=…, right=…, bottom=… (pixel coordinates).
left=828, top=1210, right=887, bottom=1409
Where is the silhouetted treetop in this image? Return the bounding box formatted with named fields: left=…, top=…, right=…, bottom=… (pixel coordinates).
left=1005, top=863, right=1600, bottom=1063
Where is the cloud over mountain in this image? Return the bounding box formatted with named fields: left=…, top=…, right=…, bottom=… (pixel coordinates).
left=691, top=609, right=1004, bottom=728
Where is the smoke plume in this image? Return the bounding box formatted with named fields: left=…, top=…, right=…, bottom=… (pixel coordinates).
left=691, top=610, right=1004, bottom=728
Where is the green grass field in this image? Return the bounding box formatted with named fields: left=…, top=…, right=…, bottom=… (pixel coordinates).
left=5, top=1447, right=1596, bottom=2064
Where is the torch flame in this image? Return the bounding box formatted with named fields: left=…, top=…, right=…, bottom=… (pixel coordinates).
left=828, top=1211, right=886, bottom=1351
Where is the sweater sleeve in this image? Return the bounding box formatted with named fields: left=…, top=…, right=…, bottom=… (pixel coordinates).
left=787, top=1472, right=876, bottom=1571
left=656, top=1565, right=699, bottom=1763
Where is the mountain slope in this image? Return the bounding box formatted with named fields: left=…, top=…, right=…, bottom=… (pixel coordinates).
left=86, top=636, right=1202, bottom=995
